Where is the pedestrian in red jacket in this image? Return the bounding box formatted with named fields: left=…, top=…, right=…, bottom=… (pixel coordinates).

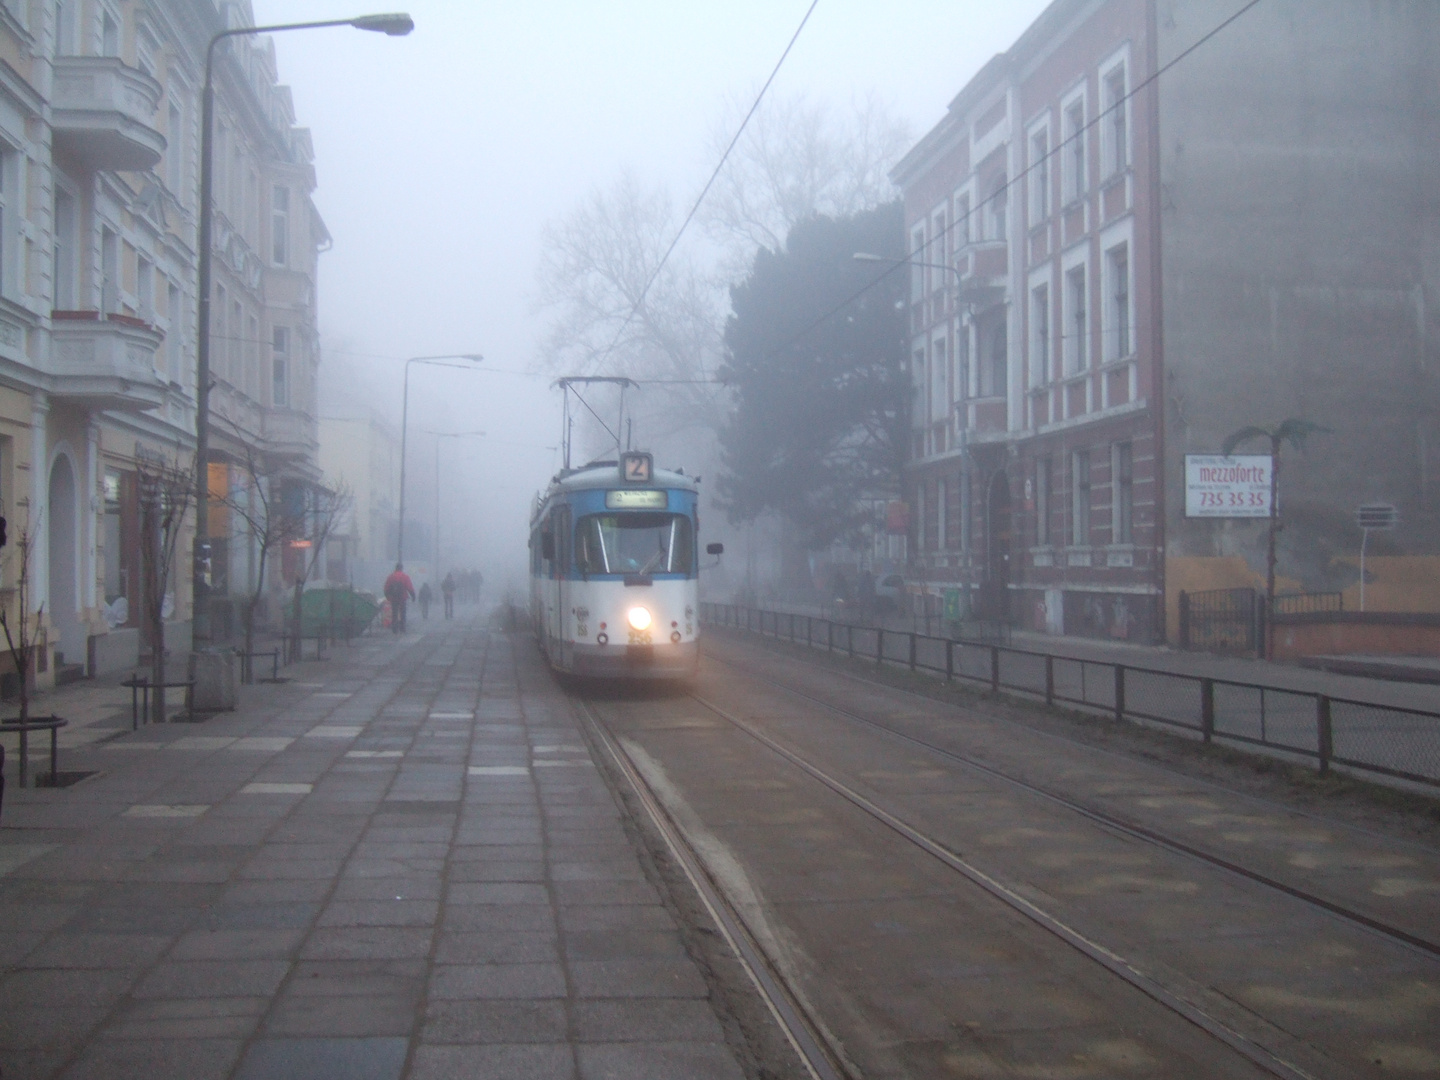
left=383, top=564, right=416, bottom=633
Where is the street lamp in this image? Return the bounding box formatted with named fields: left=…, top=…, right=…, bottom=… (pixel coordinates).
left=424, top=430, right=487, bottom=577
left=397, top=355, right=484, bottom=564
left=192, top=12, right=413, bottom=647
left=854, top=251, right=975, bottom=618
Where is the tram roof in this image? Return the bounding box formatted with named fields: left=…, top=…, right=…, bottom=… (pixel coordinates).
left=543, top=460, right=699, bottom=498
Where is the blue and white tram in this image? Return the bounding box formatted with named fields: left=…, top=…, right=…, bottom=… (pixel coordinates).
left=529, top=452, right=718, bottom=679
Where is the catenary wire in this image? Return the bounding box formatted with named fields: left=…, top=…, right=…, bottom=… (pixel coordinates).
left=589, top=0, right=822, bottom=372
left=745, top=0, right=1263, bottom=374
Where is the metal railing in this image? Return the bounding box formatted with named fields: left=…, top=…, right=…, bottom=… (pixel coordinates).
left=702, top=602, right=1440, bottom=791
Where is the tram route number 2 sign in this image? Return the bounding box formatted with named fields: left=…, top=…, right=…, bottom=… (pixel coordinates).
left=1184, top=454, right=1272, bottom=518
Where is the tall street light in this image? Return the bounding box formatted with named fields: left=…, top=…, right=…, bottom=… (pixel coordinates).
left=854, top=251, right=976, bottom=618
left=424, top=430, right=487, bottom=577
left=192, top=12, right=414, bottom=647
left=397, top=355, right=484, bottom=565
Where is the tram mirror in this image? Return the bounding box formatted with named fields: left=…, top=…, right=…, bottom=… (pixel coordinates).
left=706, top=542, right=724, bottom=556
left=541, top=533, right=555, bottom=560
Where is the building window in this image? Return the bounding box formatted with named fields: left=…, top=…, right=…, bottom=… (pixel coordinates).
left=272, top=326, right=289, bottom=407
left=136, top=255, right=153, bottom=322
left=1066, top=265, right=1087, bottom=373
left=52, top=186, right=77, bottom=309
left=1105, top=66, right=1128, bottom=176
left=930, top=211, right=946, bottom=293
left=1071, top=449, right=1091, bottom=546
left=953, top=193, right=969, bottom=249
left=980, top=320, right=1007, bottom=399
left=55, top=0, right=76, bottom=54
left=1030, top=130, right=1049, bottom=224
left=955, top=325, right=970, bottom=404
left=231, top=299, right=242, bottom=386
left=1065, top=98, right=1086, bottom=203
left=1112, top=442, right=1133, bottom=543
left=101, top=8, right=119, bottom=57
left=988, top=175, right=1007, bottom=241
left=1031, top=284, right=1049, bottom=385
left=214, top=284, right=226, bottom=380
left=246, top=314, right=259, bottom=397
left=167, top=102, right=183, bottom=194
left=167, top=283, right=182, bottom=382
left=101, top=226, right=119, bottom=312
left=1036, top=457, right=1050, bottom=546
left=910, top=226, right=925, bottom=304
left=1106, top=243, right=1131, bottom=360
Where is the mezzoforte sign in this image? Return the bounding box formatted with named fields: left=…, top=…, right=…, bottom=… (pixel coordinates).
left=1184, top=455, right=1272, bottom=518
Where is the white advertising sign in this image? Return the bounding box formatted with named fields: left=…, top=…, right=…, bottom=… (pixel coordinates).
left=1185, top=455, right=1272, bottom=518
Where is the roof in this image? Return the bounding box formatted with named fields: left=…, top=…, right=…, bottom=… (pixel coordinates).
left=543, top=459, right=700, bottom=497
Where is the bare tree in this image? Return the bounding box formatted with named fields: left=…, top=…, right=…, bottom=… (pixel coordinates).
left=134, top=453, right=195, bottom=723
left=286, top=481, right=353, bottom=658
left=0, top=514, right=43, bottom=782
left=1222, top=419, right=1330, bottom=658
left=215, top=442, right=285, bottom=682
left=700, top=91, right=911, bottom=269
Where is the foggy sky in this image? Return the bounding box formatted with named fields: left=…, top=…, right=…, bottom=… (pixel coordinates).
left=250, top=0, right=1052, bottom=592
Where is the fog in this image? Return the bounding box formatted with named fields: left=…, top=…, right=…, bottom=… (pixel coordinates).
left=252, top=0, right=1051, bottom=601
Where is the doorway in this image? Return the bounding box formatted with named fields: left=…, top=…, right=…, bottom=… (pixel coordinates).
left=982, top=470, right=1012, bottom=622
left=48, top=455, right=84, bottom=670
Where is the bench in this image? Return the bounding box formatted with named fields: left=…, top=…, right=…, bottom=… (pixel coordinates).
left=0, top=716, right=68, bottom=789
left=120, top=676, right=196, bottom=729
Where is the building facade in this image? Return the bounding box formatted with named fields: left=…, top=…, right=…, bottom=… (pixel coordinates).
left=0, top=0, right=326, bottom=684
left=318, top=412, right=399, bottom=593
left=892, top=0, right=1440, bottom=643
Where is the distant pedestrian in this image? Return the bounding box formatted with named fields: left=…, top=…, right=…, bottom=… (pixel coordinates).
left=418, top=582, right=433, bottom=621
left=383, top=563, right=416, bottom=633
left=441, top=572, right=456, bottom=620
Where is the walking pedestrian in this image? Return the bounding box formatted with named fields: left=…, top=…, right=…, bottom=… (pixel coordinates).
left=441, top=572, right=456, bottom=620
left=383, top=564, right=416, bottom=633
left=418, top=582, right=433, bottom=621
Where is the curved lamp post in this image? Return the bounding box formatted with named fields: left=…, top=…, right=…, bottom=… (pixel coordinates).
left=192, top=12, right=414, bottom=645
left=397, top=356, right=484, bottom=565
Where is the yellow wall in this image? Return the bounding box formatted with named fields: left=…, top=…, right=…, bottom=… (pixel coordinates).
left=1165, top=555, right=1440, bottom=642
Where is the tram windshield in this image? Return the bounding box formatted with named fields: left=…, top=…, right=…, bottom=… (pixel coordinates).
left=575, top=513, right=694, bottom=576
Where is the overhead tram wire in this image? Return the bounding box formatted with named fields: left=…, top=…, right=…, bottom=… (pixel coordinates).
left=589, top=0, right=821, bottom=372
left=755, top=0, right=1264, bottom=371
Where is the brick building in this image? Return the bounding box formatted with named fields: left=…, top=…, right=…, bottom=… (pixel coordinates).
left=892, top=0, right=1440, bottom=643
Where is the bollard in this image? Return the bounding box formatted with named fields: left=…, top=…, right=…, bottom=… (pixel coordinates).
left=1114, top=665, right=1126, bottom=723
left=1045, top=655, right=1054, bottom=706
left=990, top=646, right=1000, bottom=693
left=1316, top=695, right=1333, bottom=775
left=945, top=639, right=954, bottom=682
left=1201, top=679, right=1215, bottom=743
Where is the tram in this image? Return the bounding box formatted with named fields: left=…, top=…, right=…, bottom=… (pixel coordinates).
left=529, top=451, right=720, bottom=679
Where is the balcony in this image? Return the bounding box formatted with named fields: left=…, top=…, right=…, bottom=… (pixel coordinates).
left=955, top=238, right=1008, bottom=309
left=51, top=56, right=165, bottom=172
left=263, top=407, right=318, bottom=460
left=49, top=311, right=167, bottom=412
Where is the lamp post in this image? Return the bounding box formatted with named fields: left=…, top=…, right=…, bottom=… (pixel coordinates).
left=424, top=430, right=487, bottom=577
left=397, top=355, right=484, bottom=565
left=192, top=12, right=413, bottom=648
left=854, top=251, right=975, bottom=618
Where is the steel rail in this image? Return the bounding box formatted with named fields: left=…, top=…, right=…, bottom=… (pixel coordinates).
left=713, top=630, right=1440, bottom=860
left=570, top=695, right=850, bottom=1080
left=706, top=650, right=1440, bottom=961
left=685, top=691, right=1318, bottom=1080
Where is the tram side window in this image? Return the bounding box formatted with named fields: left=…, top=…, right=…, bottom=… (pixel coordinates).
left=575, top=513, right=694, bottom=576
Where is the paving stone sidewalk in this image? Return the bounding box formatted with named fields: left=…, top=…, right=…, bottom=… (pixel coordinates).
left=0, top=621, right=749, bottom=1079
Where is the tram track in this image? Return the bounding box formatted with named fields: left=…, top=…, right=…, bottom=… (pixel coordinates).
left=574, top=685, right=1326, bottom=1080
left=570, top=693, right=852, bottom=1080
left=704, top=652, right=1440, bottom=963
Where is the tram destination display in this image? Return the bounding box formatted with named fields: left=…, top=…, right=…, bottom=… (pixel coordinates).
left=1184, top=454, right=1272, bottom=518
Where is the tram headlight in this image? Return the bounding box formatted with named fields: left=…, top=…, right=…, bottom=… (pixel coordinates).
left=627, top=606, right=652, bottom=631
